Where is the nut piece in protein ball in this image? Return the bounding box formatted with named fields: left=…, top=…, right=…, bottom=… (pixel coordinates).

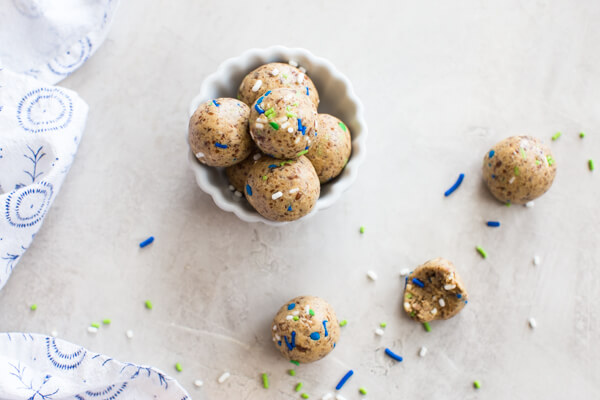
left=306, top=114, right=352, bottom=183
left=403, top=258, right=468, bottom=323
left=225, top=148, right=264, bottom=193
left=272, top=295, right=340, bottom=363
left=188, top=98, right=253, bottom=167
left=482, top=135, right=557, bottom=204
left=249, top=88, right=318, bottom=159
left=238, top=62, right=319, bottom=108
left=245, top=156, right=320, bottom=222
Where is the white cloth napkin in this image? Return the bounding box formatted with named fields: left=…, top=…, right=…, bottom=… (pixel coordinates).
left=0, top=333, right=190, bottom=399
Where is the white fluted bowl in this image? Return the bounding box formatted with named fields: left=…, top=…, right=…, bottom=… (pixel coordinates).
left=187, top=46, right=368, bottom=226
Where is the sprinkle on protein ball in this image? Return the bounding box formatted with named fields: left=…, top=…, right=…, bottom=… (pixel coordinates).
left=366, top=270, right=378, bottom=281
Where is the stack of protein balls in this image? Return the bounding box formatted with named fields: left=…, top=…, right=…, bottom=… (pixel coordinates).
left=188, top=62, right=352, bottom=222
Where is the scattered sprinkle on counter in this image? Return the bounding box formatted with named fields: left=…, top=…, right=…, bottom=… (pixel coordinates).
left=335, top=395, right=347, bottom=400
left=30, top=304, right=37, bottom=311
left=419, top=346, right=428, bottom=357
left=399, top=268, right=410, bottom=276
left=423, top=322, right=432, bottom=332
left=145, top=300, right=153, bottom=310
left=580, top=132, right=585, bottom=138
left=374, top=328, right=384, bottom=336
left=339, top=320, right=348, bottom=327
left=525, top=201, right=535, bottom=208
left=87, top=326, right=98, bottom=334
left=301, top=393, right=309, bottom=399
left=473, top=380, right=482, bottom=389
left=262, top=373, right=269, bottom=389
left=90, top=322, right=100, bottom=329
left=289, top=369, right=296, bottom=376
left=384, top=348, right=403, bottom=362
left=486, top=221, right=500, bottom=227
left=295, top=382, right=303, bottom=392
left=218, top=372, right=230, bottom=383
left=476, top=246, right=488, bottom=259
left=126, top=330, right=134, bottom=339
left=139, top=236, right=154, bottom=248
left=335, top=370, right=354, bottom=390
left=322, top=394, right=333, bottom=400
left=290, top=360, right=300, bottom=366
left=359, top=387, right=367, bottom=395
left=589, top=159, right=594, bottom=171
left=366, top=270, right=378, bottom=281
left=50, top=330, right=58, bottom=337
left=175, top=362, right=182, bottom=372
left=528, top=317, right=537, bottom=329
left=194, top=379, right=203, bottom=387
left=444, top=173, right=465, bottom=197
left=533, top=255, right=541, bottom=266
left=359, top=226, right=365, bottom=234
left=551, top=132, right=561, bottom=141
left=102, top=319, right=111, bottom=325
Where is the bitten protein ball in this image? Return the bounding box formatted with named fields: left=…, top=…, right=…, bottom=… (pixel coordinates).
left=403, top=258, right=468, bottom=323
left=225, top=148, right=263, bottom=193
left=238, top=62, right=319, bottom=108
left=245, top=156, right=320, bottom=222
left=272, top=296, right=340, bottom=363
left=306, top=114, right=352, bottom=183
left=188, top=98, right=252, bottom=167
left=249, top=88, right=318, bottom=159
left=483, top=135, right=557, bottom=204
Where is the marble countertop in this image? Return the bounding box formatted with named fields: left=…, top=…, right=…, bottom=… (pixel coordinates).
left=1, top=0, right=599, bottom=398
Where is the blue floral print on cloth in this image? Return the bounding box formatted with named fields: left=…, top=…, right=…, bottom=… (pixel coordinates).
left=0, top=333, right=190, bottom=399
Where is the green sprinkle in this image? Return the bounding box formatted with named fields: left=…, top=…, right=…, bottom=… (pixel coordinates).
left=175, top=362, right=182, bottom=372
left=339, top=320, right=348, bottom=327
left=30, top=304, right=37, bottom=311
left=293, top=102, right=299, bottom=106
left=282, top=74, right=288, bottom=79
left=359, top=387, right=368, bottom=395
left=309, top=309, right=315, bottom=316
left=265, top=108, right=275, bottom=118
left=380, top=322, right=387, bottom=328
left=262, top=175, right=268, bottom=181
left=476, top=246, right=488, bottom=259
left=514, top=166, right=520, bottom=176
left=293, top=316, right=299, bottom=321
left=286, top=105, right=292, bottom=111
left=102, top=319, right=111, bottom=325
left=410, top=311, right=416, bottom=317
left=269, top=122, right=280, bottom=130
left=359, top=226, right=365, bottom=234
left=547, top=155, right=555, bottom=166
left=296, top=150, right=309, bottom=157
left=289, top=369, right=296, bottom=376
left=552, top=132, right=561, bottom=141
left=295, top=382, right=303, bottom=392
left=473, top=380, right=482, bottom=389
left=301, top=393, right=309, bottom=399
left=580, top=132, right=585, bottom=138
left=339, top=122, right=347, bottom=132
left=262, top=373, right=269, bottom=389
left=505, top=202, right=511, bottom=207
left=91, top=322, right=100, bottom=329
left=286, top=112, right=297, bottom=118
left=145, top=300, right=153, bottom=309
left=406, top=293, right=413, bottom=299
left=519, top=147, right=527, bottom=159
left=423, top=322, right=432, bottom=332
left=237, top=94, right=241, bottom=100
left=279, top=160, right=293, bottom=166
left=290, top=360, right=300, bottom=366
left=535, top=159, right=541, bottom=165
left=589, top=159, right=595, bottom=171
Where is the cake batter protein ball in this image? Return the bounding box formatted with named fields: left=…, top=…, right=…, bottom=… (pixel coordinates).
left=272, top=296, right=340, bottom=363
left=249, top=88, right=318, bottom=159
left=403, top=258, right=468, bottom=323
left=245, top=156, right=320, bottom=222
left=188, top=98, right=253, bottom=167
left=238, top=62, right=319, bottom=108
left=483, top=135, right=557, bottom=204
left=225, top=148, right=264, bottom=192
left=306, top=114, right=352, bottom=183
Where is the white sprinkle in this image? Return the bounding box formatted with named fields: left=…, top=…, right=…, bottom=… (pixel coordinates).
left=374, top=328, right=385, bottom=336
left=297, top=73, right=305, bottom=84
left=444, top=284, right=456, bottom=290
left=88, top=326, right=98, bottom=334
left=278, top=116, right=288, bottom=123
left=294, top=136, right=301, bottom=143
left=272, top=191, right=283, bottom=200
left=305, top=305, right=310, bottom=314
left=526, top=201, right=535, bottom=208
left=275, top=334, right=281, bottom=340
left=257, top=116, right=268, bottom=123
left=299, top=66, right=307, bottom=73
left=404, top=302, right=411, bottom=310
left=272, top=337, right=276, bottom=342
left=419, top=346, right=428, bottom=357
left=509, top=176, right=515, bottom=184
left=439, top=298, right=446, bottom=307
left=281, top=121, right=290, bottom=129
left=288, top=127, right=294, bottom=133
left=228, top=184, right=235, bottom=191
left=315, top=119, right=318, bottom=129
left=126, top=330, right=134, bottom=339
left=430, top=308, right=438, bottom=315
left=305, top=136, right=310, bottom=142
left=195, top=152, right=205, bottom=159
left=528, top=318, right=537, bottom=329
left=271, top=68, right=279, bottom=76
left=286, top=315, right=293, bottom=320
left=288, top=60, right=299, bottom=67
left=335, top=395, right=347, bottom=400
left=272, top=325, right=277, bottom=331
left=251, top=80, right=263, bottom=92
left=253, top=153, right=262, bottom=161
left=293, top=310, right=300, bottom=316
left=289, top=188, right=299, bottom=193
left=50, top=330, right=58, bottom=337
left=322, top=394, right=334, bottom=400
left=533, top=255, right=541, bottom=266
left=449, top=272, right=454, bottom=280
left=234, top=191, right=242, bottom=198
left=399, top=268, right=410, bottom=277
left=194, top=379, right=204, bottom=387
left=367, top=270, right=378, bottom=281
left=218, top=372, right=230, bottom=383
left=255, top=123, right=264, bottom=129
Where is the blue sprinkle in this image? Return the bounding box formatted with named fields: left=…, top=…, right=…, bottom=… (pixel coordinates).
left=284, top=331, right=296, bottom=351
left=333, top=342, right=336, bottom=348
left=246, top=184, right=253, bottom=196
left=212, top=100, right=220, bottom=107
left=444, top=173, right=465, bottom=197
left=139, top=236, right=154, bottom=248
left=323, top=320, right=328, bottom=337
left=305, top=146, right=309, bottom=150
left=256, top=96, right=265, bottom=105
left=315, top=131, right=317, bottom=136
left=215, top=142, right=228, bottom=149
left=268, top=164, right=277, bottom=169
left=287, top=303, right=296, bottom=310
left=291, top=331, right=296, bottom=347
left=287, top=206, right=292, bottom=211
left=297, top=119, right=307, bottom=135
left=456, top=293, right=462, bottom=299
left=264, top=90, right=272, bottom=96
left=486, top=221, right=500, bottom=227
left=465, top=300, right=468, bottom=304
left=335, top=370, right=354, bottom=390
left=384, top=348, right=403, bottom=362
left=491, top=174, right=496, bottom=179
left=412, top=278, right=425, bottom=288
left=310, top=332, right=320, bottom=340
left=489, top=150, right=495, bottom=158
left=278, top=341, right=282, bottom=346
left=306, top=86, right=309, bottom=96
left=255, top=103, right=265, bottom=114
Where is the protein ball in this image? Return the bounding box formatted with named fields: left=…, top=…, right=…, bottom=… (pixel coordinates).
left=238, top=62, right=319, bottom=108
left=306, top=114, right=352, bottom=183
left=403, top=258, right=468, bottom=323
left=483, top=135, right=557, bottom=204
left=245, top=156, right=320, bottom=222
left=188, top=98, right=253, bottom=167
left=249, top=88, right=318, bottom=159
left=272, top=296, right=340, bottom=363
left=225, top=149, right=264, bottom=193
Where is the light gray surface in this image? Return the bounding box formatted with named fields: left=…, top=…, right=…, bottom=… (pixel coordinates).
left=1, top=0, right=599, bottom=398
